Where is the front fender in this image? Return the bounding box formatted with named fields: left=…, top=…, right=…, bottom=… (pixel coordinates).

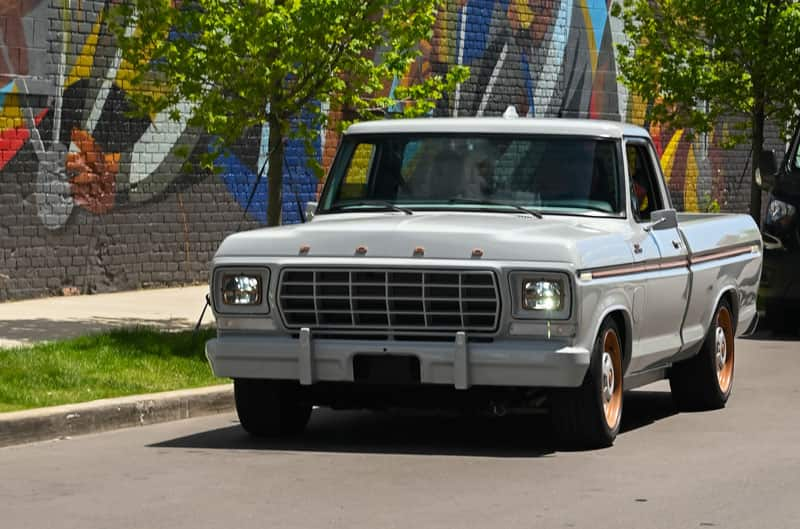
left=575, top=282, right=635, bottom=373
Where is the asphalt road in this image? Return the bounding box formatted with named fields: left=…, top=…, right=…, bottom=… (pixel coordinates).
left=2, top=331, right=800, bottom=529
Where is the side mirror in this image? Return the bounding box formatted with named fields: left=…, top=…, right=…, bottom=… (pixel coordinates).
left=647, top=208, right=678, bottom=231
left=305, top=201, right=318, bottom=221
left=757, top=150, right=778, bottom=189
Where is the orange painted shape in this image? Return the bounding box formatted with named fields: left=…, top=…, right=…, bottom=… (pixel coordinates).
left=67, top=128, right=120, bottom=214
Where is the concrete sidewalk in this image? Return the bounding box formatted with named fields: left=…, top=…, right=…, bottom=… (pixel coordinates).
left=0, top=285, right=214, bottom=348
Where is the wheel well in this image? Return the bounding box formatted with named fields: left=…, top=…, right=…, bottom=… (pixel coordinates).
left=606, top=310, right=632, bottom=374
left=719, top=289, right=739, bottom=332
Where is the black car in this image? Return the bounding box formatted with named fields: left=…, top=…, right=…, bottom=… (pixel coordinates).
left=759, top=124, right=800, bottom=333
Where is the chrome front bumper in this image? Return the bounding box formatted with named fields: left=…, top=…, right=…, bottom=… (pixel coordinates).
left=205, top=330, right=590, bottom=389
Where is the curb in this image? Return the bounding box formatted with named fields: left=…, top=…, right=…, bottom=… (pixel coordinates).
left=0, top=384, right=234, bottom=448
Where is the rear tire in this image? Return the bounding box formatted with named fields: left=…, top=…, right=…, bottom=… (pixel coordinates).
left=550, top=317, right=624, bottom=448
left=234, top=379, right=312, bottom=437
left=669, top=299, right=735, bottom=411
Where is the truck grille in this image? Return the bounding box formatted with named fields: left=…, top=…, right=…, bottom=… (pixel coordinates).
left=277, top=268, right=500, bottom=334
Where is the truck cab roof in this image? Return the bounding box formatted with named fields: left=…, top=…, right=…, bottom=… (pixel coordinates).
left=345, top=117, right=651, bottom=140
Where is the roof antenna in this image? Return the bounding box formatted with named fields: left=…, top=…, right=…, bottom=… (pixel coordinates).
left=503, top=105, right=519, bottom=119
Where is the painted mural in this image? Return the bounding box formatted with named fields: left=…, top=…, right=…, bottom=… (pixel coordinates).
left=0, top=0, right=753, bottom=234
left=0, top=0, right=318, bottom=233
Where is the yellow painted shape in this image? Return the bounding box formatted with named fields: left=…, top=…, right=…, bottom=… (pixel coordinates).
left=509, top=0, right=535, bottom=30
left=579, top=0, right=598, bottom=74
left=0, top=92, right=26, bottom=131
left=626, top=93, right=648, bottom=126
left=660, top=129, right=684, bottom=185
left=66, top=15, right=103, bottom=87
left=339, top=143, right=373, bottom=199
left=684, top=146, right=699, bottom=212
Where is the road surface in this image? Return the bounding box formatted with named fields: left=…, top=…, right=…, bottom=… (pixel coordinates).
left=2, top=331, right=799, bottom=528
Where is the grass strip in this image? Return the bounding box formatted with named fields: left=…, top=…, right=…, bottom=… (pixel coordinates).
left=0, top=327, right=220, bottom=413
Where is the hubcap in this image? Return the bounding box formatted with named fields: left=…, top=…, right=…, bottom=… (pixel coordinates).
left=715, top=327, right=727, bottom=373
left=602, top=352, right=615, bottom=404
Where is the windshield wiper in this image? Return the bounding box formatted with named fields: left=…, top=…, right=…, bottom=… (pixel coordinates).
left=447, top=198, right=543, bottom=219
left=329, top=200, right=413, bottom=215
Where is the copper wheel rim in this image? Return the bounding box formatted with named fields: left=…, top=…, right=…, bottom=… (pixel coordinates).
left=715, top=306, right=735, bottom=394
left=601, top=329, right=623, bottom=430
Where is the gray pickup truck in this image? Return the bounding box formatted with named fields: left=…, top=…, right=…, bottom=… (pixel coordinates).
left=206, top=114, right=762, bottom=447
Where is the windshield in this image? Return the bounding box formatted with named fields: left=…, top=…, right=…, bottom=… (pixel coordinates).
left=319, top=133, right=623, bottom=216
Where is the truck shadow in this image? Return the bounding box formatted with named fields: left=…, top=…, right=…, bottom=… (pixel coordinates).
left=151, top=390, right=676, bottom=457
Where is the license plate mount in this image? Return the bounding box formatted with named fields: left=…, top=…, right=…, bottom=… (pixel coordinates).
left=353, top=354, right=421, bottom=385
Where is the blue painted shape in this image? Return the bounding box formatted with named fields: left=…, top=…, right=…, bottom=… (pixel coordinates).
left=215, top=108, right=321, bottom=225
left=586, top=0, right=608, bottom=51
left=520, top=49, right=535, bottom=116
left=216, top=148, right=269, bottom=225
left=462, top=0, right=495, bottom=65
left=0, top=81, right=15, bottom=109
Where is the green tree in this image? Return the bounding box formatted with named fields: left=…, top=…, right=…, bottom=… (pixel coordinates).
left=111, top=0, right=467, bottom=226
left=612, top=0, right=800, bottom=222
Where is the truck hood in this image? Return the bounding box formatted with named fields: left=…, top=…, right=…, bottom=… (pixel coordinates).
left=215, top=212, right=634, bottom=269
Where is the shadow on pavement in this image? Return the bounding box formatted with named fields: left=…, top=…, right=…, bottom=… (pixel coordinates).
left=152, top=390, right=677, bottom=457
left=0, top=317, right=195, bottom=346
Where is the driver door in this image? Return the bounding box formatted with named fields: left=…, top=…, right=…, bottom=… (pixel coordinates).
left=625, top=139, right=690, bottom=372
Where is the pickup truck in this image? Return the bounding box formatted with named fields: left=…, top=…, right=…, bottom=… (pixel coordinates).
left=205, top=112, right=762, bottom=447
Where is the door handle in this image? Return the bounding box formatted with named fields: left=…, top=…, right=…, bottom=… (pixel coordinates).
left=634, top=243, right=643, bottom=254
left=672, top=240, right=681, bottom=249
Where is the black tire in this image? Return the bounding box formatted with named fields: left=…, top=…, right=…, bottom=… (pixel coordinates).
left=669, top=299, right=735, bottom=411
left=234, top=379, right=312, bottom=437
left=550, top=317, right=624, bottom=448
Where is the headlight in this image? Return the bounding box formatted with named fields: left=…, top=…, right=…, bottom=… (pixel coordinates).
left=523, top=279, right=565, bottom=311
left=767, top=199, right=796, bottom=224
left=221, top=274, right=262, bottom=305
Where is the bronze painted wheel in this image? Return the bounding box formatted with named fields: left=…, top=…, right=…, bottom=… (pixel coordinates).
left=715, top=306, right=735, bottom=395
left=601, top=328, right=623, bottom=432
left=551, top=317, right=624, bottom=448
left=670, top=299, right=735, bottom=411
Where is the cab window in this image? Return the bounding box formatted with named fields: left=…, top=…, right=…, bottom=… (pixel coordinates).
left=626, top=143, right=663, bottom=222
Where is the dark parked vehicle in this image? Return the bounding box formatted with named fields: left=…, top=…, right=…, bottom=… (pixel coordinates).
left=759, top=123, right=800, bottom=333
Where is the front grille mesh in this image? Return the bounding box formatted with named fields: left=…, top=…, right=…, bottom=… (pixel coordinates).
left=277, top=268, right=500, bottom=334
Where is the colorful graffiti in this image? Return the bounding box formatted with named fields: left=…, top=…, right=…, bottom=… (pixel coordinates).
left=0, top=0, right=752, bottom=232
left=418, top=0, right=751, bottom=212
left=0, top=0, right=762, bottom=300
left=0, top=1, right=318, bottom=231
left=4, top=0, right=761, bottom=231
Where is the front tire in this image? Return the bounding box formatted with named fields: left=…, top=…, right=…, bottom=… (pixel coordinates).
left=234, top=379, right=312, bottom=437
left=669, top=299, right=735, bottom=411
left=550, top=317, right=624, bottom=448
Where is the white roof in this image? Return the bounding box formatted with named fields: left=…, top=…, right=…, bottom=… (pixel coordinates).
left=345, top=117, right=650, bottom=139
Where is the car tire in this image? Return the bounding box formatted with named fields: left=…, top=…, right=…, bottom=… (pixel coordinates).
left=669, top=299, right=735, bottom=411
left=550, top=317, right=624, bottom=448
left=234, top=379, right=312, bottom=437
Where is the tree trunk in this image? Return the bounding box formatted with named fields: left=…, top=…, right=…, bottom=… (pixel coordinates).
left=266, top=114, right=284, bottom=227
left=750, top=102, right=765, bottom=226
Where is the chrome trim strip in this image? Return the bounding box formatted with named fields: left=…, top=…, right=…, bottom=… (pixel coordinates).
left=587, top=256, right=689, bottom=279
left=580, top=242, right=758, bottom=280
left=689, top=244, right=758, bottom=265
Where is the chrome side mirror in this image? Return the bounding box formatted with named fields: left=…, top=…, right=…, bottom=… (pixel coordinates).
left=646, top=208, right=678, bottom=231
left=305, top=201, right=318, bottom=221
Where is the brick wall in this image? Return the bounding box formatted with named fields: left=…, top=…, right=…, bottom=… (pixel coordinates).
left=0, top=1, right=777, bottom=301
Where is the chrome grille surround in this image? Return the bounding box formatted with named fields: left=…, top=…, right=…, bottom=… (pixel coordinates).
left=277, top=267, right=501, bottom=335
